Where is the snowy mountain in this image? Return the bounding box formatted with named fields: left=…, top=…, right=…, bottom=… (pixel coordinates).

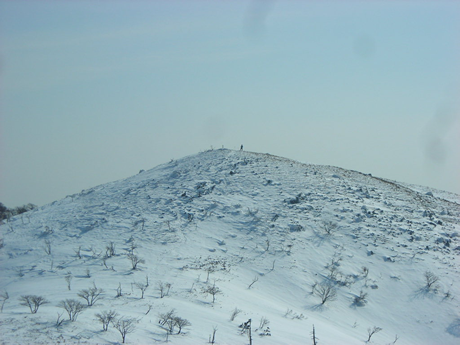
left=1, top=148, right=459, bottom=345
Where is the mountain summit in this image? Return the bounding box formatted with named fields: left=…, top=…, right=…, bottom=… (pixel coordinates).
left=1, top=149, right=459, bottom=344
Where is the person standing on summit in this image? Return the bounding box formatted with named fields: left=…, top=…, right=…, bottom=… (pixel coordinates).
left=240, top=145, right=243, bottom=150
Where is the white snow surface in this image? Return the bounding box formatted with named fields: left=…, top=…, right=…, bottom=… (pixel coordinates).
left=1, top=149, right=459, bottom=345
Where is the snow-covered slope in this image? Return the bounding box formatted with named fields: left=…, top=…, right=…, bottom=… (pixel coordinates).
left=1, top=149, right=459, bottom=345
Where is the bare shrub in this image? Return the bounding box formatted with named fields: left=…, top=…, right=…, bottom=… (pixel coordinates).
left=113, top=317, right=137, bottom=343
left=116, top=283, right=123, bottom=298
left=230, top=307, right=242, bottom=321
left=19, top=295, right=49, bottom=313
left=65, top=272, right=73, bottom=291
left=43, top=239, right=52, bottom=255
left=209, top=326, right=218, bottom=344
left=158, top=309, right=191, bottom=334
left=106, top=241, right=116, bottom=257
left=77, top=284, right=104, bottom=306
left=58, top=299, right=85, bottom=321
left=353, top=291, right=368, bottom=306
left=321, top=220, right=338, bottom=236
left=424, top=271, right=439, bottom=291
left=203, top=283, right=222, bottom=304
left=284, top=308, right=305, bottom=320
left=74, top=246, right=82, bottom=259
left=128, top=254, right=145, bottom=270
left=248, top=276, right=259, bottom=289
left=0, top=291, right=9, bottom=312
left=135, top=277, right=149, bottom=299
left=314, top=282, right=337, bottom=305
left=157, top=281, right=171, bottom=298
left=367, top=326, right=382, bottom=342
left=95, top=310, right=118, bottom=331
left=55, top=312, right=65, bottom=327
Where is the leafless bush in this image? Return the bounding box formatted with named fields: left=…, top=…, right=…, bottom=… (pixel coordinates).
left=43, top=239, right=52, bottom=255
left=127, top=237, right=137, bottom=255
left=258, top=317, right=270, bottom=330
left=424, top=271, right=439, bottom=291
left=145, top=304, right=153, bottom=315
left=284, top=308, right=305, bottom=320
left=106, top=241, right=116, bottom=257
left=116, top=283, right=123, bottom=298
left=314, top=282, right=337, bottom=305
left=312, top=325, right=318, bottom=345
left=55, top=312, right=65, bottom=327
left=159, top=309, right=176, bottom=327
left=65, top=272, right=73, bottom=291
left=157, top=281, right=171, bottom=298
left=95, top=310, right=119, bottom=331
left=0, top=291, right=9, bottom=313
left=58, top=299, right=85, bottom=321
left=248, top=276, right=259, bottom=289
left=203, top=283, right=222, bottom=304
left=127, top=254, right=145, bottom=270
left=19, top=295, right=49, bottom=313
left=230, top=307, right=242, bottom=321
left=113, top=317, right=137, bottom=343
left=239, top=319, right=252, bottom=345
left=135, top=277, right=149, bottom=299
left=158, top=309, right=191, bottom=334
left=209, top=326, right=218, bottom=344
left=367, top=326, right=382, bottom=342
left=353, top=291, right=368, bottom=306
left=89, top=246, right=101, bottom=259
left=77, top=284, right=103, bottom=306
left=74, top=246, right=82, bottom=259
left=321, top=220, right=338, bottom=236
left=174, top=316, right=192, bottom=334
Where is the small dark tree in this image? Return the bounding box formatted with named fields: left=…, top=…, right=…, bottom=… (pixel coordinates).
left=56, top=312, right=65, bottom=327
left=0, top=291, right=9, bottom=313
left=128, top=254, right=145, bottom=270
left=95, top=310, right=119, bottom=331
left=19, top=295, right=49, bottom=314
left=367, top=326, right=382, bottom=342
left=248, top=276, right=259, bottom=289
left=158, top=309, right=190, bottom=334
left=106, top=241, right=116, bottom=257
left=424, top=271, right=439, bottom=291
left=239, top=319, right=252, bottom=345
left=353, top=290, right=368, bottom=306
left=157, top=281, right=172, bottom=298
left=174, top=316, right=191, bottom=334
left=321, top=220, right=338, bottom=236
left=312, top=324, right=318, bottom=345
left=77, top=284, right=104, bottom=306
left=314, top=282, right=337, bottom=305
left=74, top=246, right=82, bottom=259
left=159, top=309, right=176, bottom=328
left=113, top=317, right=137, bottom=344
left=209, top=326, right=218, bottom=344
left=230, top=307, right=242, bottom=321
left=203, top=283, right=222, bottom=304
left=65, top=273, right=73, bottom=291
left=43, top=239, right=52, bottom=255
left=58, top=299, right=85, bottom=321
left=116, top=283, right=123, bottom=298
left=135, top=277, right=149, bottom=299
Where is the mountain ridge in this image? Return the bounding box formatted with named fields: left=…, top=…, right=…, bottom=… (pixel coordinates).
left=1, top=148, right=459, bottom=344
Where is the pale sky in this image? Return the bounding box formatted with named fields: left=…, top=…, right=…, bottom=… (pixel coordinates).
left=1, top=0, right=459, bottom=207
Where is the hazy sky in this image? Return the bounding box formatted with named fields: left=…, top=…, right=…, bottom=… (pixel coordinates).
left=1, top=0, right=459, bottom=207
